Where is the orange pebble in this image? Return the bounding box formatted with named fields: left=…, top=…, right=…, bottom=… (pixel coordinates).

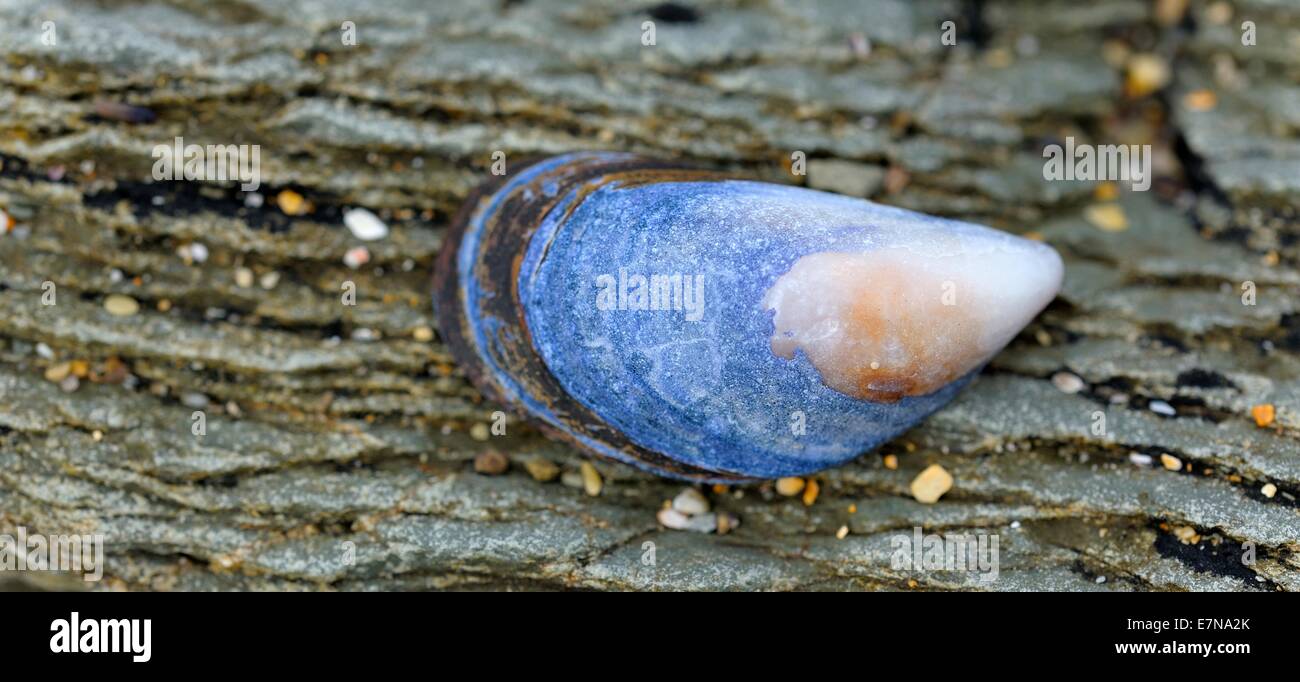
left=802, top=479, right=820, bottom=506
left=1183, top=89, right=1217, bottom=111
left=276, top=189, right=309, bottom=216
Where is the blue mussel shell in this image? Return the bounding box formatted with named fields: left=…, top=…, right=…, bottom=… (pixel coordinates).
left=434, top=152, right=1062, bottom=481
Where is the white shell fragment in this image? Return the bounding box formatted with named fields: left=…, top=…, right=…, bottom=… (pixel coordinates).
left=656, top=508, right=718, bottom=533
left=343, top=246, right=370, bottom=269
left=344, top=208, right=389, bottom=241
left=672, top=488, right=711, bottom=515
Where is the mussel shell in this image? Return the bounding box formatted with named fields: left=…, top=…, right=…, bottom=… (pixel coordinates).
left=435, top=152, right=1059, bottom=482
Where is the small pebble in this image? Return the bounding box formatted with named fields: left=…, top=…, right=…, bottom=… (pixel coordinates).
left=716, top=511, right=739, bottom=535
left=343, top=246, right=370, bottom=269
left=683, top=513, right=719, bottom=533
left=234, top=267, right=255, bottom=288
left=523, top=457, right=560, bottom=482
left=99, top=357, right=129, bottom=384
left=1251, top=404, right=1275, bottom=428
left=1160, top=453, right=1182, bottom=471
left=1183, top=89, right=1217, bottom=111
left=276, top=189, right=309, bottom=216
left=104, top=294, right=140, bottom=317
left=1149, top=400, right=1176, bottom=417
left=910, top=464, right=953, bottom=504
left=473, top=450, right=509, bottom=475
left=835, top=525, right=850, bottom=540
left=92, top=430, right=103, bottom=442
left=177, top=242, right=209, bottom=264
left=259, top=271, right=281, bottom=290
left=1126, top=54, right=1170, bottom=97
left=1129, top=453, right=1154, bottom=466
left=59, top=375, right=79, bottom=393
left=883, top=454, right=898, bottom=470
left=44, top=362, right=72, bottom=383
left=412, top=326, right=435, bottom=343
left=1051, top=371, right=1085, bottom=394
left=560, top=470, right=585, bottom=489
left=180, top=392, right=210, bottom=409
left=656, top=508, right=692, bottom=530
left=1, top=209, right=13, bottom=233
left=244, top=192, right=264, bottom=208
left=344, top=208, right=390, bottom=241
left=469, top=422, right=490, bottom=441
left=657, top=508, right=718, bottom=533
left=672, top=488, right=710, bottom=515
left=579, top=462, right=603, bottom=497
left=775, top=477, right=805, bottom=496
left=1261, top=483, right=1277, bottom=499
left=1085, top=203, right=1128, bottom=232
left=801, top=478, right=820, bottom=506
left=35, top=343, right=54, bottom=360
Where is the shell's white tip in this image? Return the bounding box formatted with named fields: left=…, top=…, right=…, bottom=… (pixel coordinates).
left=763, top=229, right=1064, bottom=402
left=999, top=237, right=1064, bottom=330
